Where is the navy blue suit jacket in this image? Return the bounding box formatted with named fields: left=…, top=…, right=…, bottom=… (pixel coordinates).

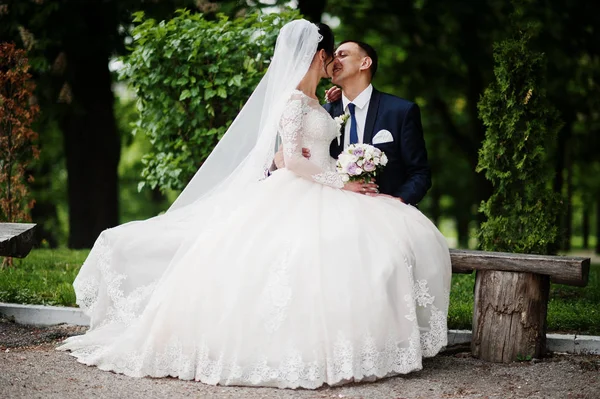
left=323, top=88, right=431, bottom=205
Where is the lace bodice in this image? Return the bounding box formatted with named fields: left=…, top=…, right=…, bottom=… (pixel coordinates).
left=279, top=91, right=344, bottom=188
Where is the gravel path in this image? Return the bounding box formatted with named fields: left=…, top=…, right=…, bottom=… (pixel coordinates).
left=1, top=319, right=598, bottom=399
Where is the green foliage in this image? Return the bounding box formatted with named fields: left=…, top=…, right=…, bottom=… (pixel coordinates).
left=476, top=29, right=562, bottom=254
left=0, top=249, right=88, bottom=306
left=120, top=9, right=300, bottom=192
left=116, top=96, right=176, bottom=222
left=516, top=353, right=533, bottom=362
left=447, top=273, right=475, bottom=330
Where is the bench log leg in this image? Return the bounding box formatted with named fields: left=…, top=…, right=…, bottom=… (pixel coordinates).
left=471, top=270, right=549, bottom=362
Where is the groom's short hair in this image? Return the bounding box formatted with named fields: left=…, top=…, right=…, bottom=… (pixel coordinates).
left=339, top=40, right=379, bottom=80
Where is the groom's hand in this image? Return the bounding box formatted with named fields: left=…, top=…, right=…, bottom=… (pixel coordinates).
left=273, top=146, right=311, bottom=169
left=325, top=86, right=342, bottom=103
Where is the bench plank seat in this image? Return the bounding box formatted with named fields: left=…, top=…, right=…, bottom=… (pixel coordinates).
left=0, top=223, right=37, bottom=258
left=450, top=249, right=589, bottom=286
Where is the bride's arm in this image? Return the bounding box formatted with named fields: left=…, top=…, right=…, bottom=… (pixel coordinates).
left=279, top=95, right=344, bottom=189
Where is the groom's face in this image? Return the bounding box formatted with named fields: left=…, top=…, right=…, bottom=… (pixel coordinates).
left=331, top=42, right=368, bottom=86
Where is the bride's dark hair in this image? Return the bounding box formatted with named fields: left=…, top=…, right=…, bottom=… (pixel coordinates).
left=316, top=23, right=334, bottom=58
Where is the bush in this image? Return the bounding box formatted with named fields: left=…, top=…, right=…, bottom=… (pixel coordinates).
left=120, top=9, right=301, bottom=193
left=476, top=29, right=562, bottom=254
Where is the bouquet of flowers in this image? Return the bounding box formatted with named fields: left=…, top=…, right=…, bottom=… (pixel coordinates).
left=336, top=143, right=388, bottom=183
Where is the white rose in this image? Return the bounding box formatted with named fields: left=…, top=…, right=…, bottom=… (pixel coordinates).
left=380, top=153, right=388, bottom=166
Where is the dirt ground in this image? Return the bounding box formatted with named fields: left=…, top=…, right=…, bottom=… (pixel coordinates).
left=1, top=318, right=598, bottom=399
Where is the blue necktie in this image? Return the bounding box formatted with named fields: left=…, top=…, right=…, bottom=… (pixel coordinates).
left=348, top=103, right=358, bottom=145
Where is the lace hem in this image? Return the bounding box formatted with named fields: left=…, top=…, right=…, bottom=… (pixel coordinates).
left=65, top=266, right=448, bottom=390
left=66, top=327, right=431, bottom=389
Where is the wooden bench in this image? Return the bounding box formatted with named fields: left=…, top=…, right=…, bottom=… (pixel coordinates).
left=450, top=249, right=590, bottom=362
left=0, top=223, right=37, bottom=259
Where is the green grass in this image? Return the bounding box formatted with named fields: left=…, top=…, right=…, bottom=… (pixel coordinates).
left=0, top=249, right=89, bottom=306
left=449, top=264, right=600, bottom=335
left=1, top=249, right=599, bottom=335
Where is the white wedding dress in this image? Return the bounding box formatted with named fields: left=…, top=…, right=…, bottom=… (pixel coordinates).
left=59, top=90, right=452, bottom=389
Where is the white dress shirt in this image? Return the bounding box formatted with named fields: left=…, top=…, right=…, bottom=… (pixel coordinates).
left=342, top=84, right=373, bottom=149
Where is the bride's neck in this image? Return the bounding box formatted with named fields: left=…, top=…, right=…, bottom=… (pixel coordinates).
left=296, top=68, right=321, bottom=100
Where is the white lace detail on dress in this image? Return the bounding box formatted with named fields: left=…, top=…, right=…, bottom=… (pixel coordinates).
left=414, top=279, right=435, bottom=307
left=403, top=255, right=448, bottom=358
left=279, top=92, right=344, bottom=189
left=312, top=172, right=345, bottom=188
left=73, top=232, right=157, bottom=327
left=69, top=327, right=427, bottom=389
left=260, top=242, right=293, bottom=333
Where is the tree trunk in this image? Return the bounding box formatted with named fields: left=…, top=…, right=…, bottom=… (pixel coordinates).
left=61, top=6, right=120, bottom=249
left=297, top=0, right=327, bottom=22
left=551, top=117, right=574, bottom=253
left=563, top=150, right=573, bottom=251
left=461, top=20, right=493, bottom=228
left=582, top=202, right=590, bottom=250
left=471, top=270, right=549, bottom=362
left=29, top=194, right=59, bottom=248
left=456, top=214, right=470, bottom=249
left=27, top=157, right=60, bottom=248
left=596, top=197, right=600, bottom=255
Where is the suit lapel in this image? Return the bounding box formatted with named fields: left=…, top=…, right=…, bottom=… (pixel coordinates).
left=363, top=88, right=381, bottom=145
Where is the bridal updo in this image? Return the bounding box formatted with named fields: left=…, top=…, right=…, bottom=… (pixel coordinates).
left=316, top=23, right=334, bottom=58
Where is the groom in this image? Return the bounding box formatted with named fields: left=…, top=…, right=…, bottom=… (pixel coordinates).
left=275, top=41, right=431, bottom=205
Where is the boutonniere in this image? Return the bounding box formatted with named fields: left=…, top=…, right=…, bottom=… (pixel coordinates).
left=333, top=113, right=349, bottom=145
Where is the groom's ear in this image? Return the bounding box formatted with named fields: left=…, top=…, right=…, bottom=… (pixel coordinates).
left=360, top=56, right=373, bottom=73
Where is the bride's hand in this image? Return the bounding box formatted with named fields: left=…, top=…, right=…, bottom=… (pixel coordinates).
left=343, top=181, right=379, bottom=194
left=325, top=86, right=342, bottom=103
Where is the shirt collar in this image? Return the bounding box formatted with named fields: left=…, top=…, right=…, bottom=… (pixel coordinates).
left=342, top=84, right=373, bottom=111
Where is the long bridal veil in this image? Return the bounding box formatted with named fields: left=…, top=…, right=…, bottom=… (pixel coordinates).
left=169, top=19, right=323, bottom=210
left=66, top=19, right=323, bottom=330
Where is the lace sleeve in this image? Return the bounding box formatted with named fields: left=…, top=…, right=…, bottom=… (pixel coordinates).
left=279, top=95, right=344, bottom=189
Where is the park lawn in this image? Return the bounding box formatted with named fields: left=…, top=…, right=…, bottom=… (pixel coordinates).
left=1, top=249, right=599, bottom=335
left=0, top=249, right=89, bottom=307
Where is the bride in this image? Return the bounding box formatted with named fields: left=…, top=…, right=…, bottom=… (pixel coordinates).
left=58, top=19, right=452, bottom=389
